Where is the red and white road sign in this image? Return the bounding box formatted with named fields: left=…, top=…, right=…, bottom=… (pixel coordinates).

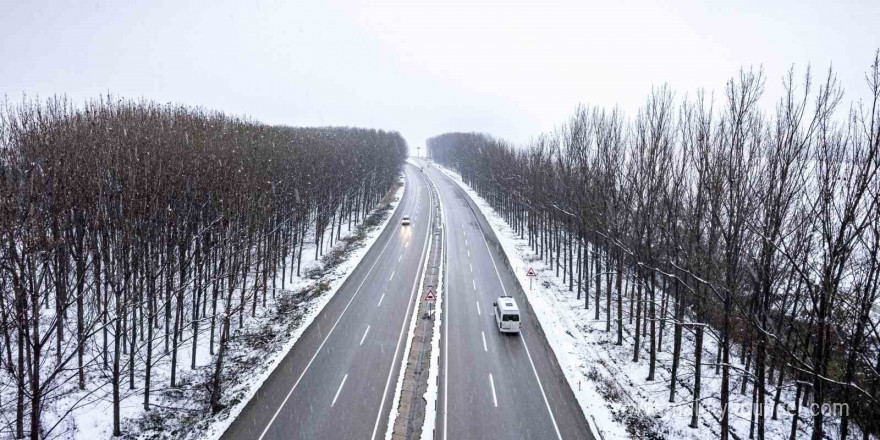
left=424, top=289, right=437, bottom=302
left=526, top=267, right=538, bottom=278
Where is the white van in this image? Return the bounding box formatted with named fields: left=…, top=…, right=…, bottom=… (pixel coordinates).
left=493, top=296, right=521, bottom=333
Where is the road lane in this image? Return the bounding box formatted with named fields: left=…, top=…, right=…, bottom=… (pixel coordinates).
left=221, top=164, right=433, bottom=440
left=419, top=160, right=594, bottom=440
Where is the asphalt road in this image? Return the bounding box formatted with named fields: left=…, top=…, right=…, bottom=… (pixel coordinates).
left=418, top=160, right=595, bottom=440
left=221, top=163, right=433, bottom=440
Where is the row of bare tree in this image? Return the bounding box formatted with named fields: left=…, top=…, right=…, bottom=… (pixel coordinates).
left=429, top=53, right=880, bottom=440
left=0, top=96, right=406, bottom=439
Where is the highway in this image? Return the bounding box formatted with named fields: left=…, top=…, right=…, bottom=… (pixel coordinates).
left=417, top=159, right=594, bottom=440
left=221, top=159, right=591, bottom=440
left=221, top=163, right=433, bottom=440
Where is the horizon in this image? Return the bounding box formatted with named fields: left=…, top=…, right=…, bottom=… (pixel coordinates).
left=2, top=0, right=878, bottom=150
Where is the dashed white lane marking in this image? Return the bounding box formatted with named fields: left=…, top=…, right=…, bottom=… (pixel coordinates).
left=489, top=373, right=498, bottom=407
left=482, top=331, right=488, bottom=352
left=476, top=301, right=481, bottom=316
left=405, top=241, right=409, bottom=247
left=390, top=271, right=395, bottom=281
left=467, top=250, right=470, bottom=258
left=360, top=325, right=371, bottom=346
left=470, top=263, right=473, bottom=272
left=332, top=374, right=348, bottom=407
left=398, top=254, right=403, bottom=263
left=377, top=293, right=385, bottom=307
left=465, top=239, right=468, bottom=247
left=472, top=279, right=476, bottom=290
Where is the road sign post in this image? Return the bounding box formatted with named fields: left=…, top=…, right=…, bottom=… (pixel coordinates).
left=526, top=267, right=537, bottom=290
left=424, top=289, right=436, bottom=318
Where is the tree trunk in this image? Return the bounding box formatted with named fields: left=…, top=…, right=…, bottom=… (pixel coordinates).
left=647, top=271, right=656, bottom=381
left=616, top=254, right=623, bottom=346
left=669, top=276, right=682, bottom=402
left=594, top=242, right=601, bottom=320
left=691, top=323, right=703, bottom=429
left=633, top=269, right=642, bottom=362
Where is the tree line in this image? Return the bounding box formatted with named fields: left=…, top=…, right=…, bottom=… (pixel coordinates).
left=0, top=96, right=406, bottom=439
left=428, top=53, right=880, bottom=440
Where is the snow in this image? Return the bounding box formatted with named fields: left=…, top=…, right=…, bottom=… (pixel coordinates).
left=431, top=163, right=844, bottom=440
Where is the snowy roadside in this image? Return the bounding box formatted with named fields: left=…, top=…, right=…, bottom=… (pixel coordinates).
left=54, top=181, right=406, bottom=440
left=432, top=163, right=835, bottom=440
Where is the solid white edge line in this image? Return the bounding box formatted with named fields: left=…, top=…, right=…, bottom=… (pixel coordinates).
left=482, top=331, right=487, bottom=352
left=331, top=374, right=348, bottom=407
left=255, top=180, right=407, bottom=440
left=373, top=171, right=433, bottom=440
left=360, top=325, right=371, bottom=346
left=489, top=373, right=498, bottom=407
left=467, top=171, right=564, bottom=440
left=441, top=179, right=450, bottom=440
left=520, top=336, right=563, bottom=433
left=377, top=293, right=385, bottom=307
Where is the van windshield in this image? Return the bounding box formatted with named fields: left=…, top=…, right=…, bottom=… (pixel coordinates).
left=502, top=314, right=519, bottom=322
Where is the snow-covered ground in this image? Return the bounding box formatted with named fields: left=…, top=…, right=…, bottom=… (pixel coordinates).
left=22, top=182, right=406, bottom=440
left=432, top=163, right=841, bottom=440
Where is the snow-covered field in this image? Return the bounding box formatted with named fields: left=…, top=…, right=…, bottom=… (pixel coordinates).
left=432, top=164, right=840, bottom=440
left=23, top=182, right=406, bottom=440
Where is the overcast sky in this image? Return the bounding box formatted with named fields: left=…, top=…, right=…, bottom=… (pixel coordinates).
left=2, top=0, right=878, bottom=152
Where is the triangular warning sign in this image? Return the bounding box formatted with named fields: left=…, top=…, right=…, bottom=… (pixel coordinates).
left=526, top=267, right=538, bottom=278
left=424, top=290, right=437, bottom=302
